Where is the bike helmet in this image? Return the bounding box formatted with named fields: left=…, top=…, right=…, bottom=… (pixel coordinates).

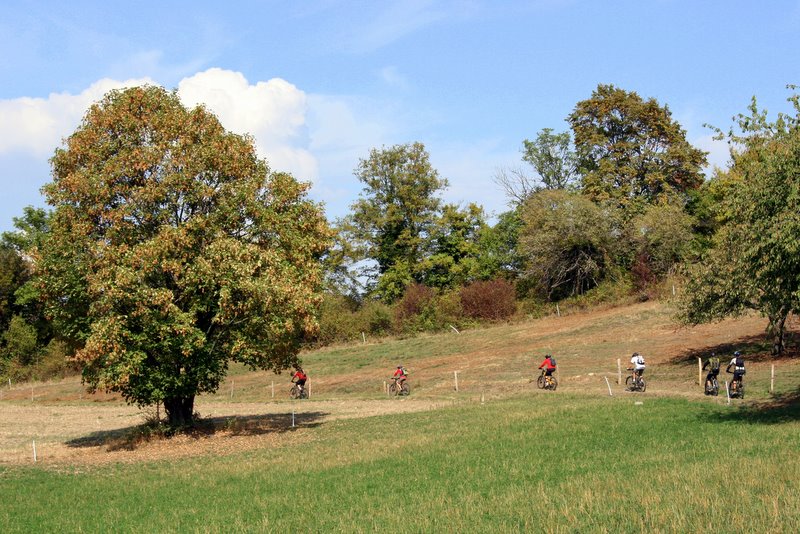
left=632, top=352, right=640, bottom=358
left=734, top=351, right=741, bottom=357
left=397, top=365, right=403, bottom=369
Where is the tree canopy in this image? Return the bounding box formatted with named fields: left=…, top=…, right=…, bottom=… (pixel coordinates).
left=679, top=95, right=800, bottom=355
left=569, top=84, right=707, bottom=211
left=38, top=85, right=330, bottom=425
left=341, top=142, right=448, bottom=300
left=519, top=189, right=613, bottom=299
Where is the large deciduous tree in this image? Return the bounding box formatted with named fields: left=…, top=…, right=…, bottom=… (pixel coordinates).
left=569, top=84, right=706, bottom=211
left=341, top=142, right=448, bottom=301
left=39, top=86, right=330, bottom=426
left=679, top=95, right=800, bottom=356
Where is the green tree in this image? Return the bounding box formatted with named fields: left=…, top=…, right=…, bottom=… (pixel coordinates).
left=494, top=129, right=578, bottom=205
left=0, top=246, right=28, bottom=334
left=679, top=94, right=800, bottom=355
left=39, top=86, right=330, bottom=426
left=417, top=203, right=486, bottom=289
left=630, top=203, right=694, bottom=281
left=473, top=208, right=524, bottom=283
left=519, top=189, right=613, bottom=300
left=2, top=315, right=39, bottom=369
left=569, top=84, right=707, bottom=211
left=342, top=142, right=448, bottom=301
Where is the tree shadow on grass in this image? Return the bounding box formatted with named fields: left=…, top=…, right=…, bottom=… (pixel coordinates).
left=668, top=333, right=800, bottom=366
left=709, top=388, right=800, bottom=425
left=65, top=411, right=328, bottom=451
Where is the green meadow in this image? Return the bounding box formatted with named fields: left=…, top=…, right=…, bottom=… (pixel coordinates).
left=2, top=302, right=799, bottom=532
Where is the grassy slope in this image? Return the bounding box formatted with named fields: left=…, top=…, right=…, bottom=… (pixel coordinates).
left=2, top=301, right=800, bottom=532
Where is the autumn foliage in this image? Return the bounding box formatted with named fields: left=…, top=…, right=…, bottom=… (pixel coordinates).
left=38, top=86, right=330, bottom=426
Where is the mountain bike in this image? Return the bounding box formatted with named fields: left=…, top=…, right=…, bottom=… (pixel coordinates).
left=704, top=374, right=719, bottom=396
left=388, top=377, right=410, bottom=396
left=536, top=370, right=558, bottom=391
left=625, top=368, right=646, bottom=392
left=729, top=377, right=745, bottom=399
left=289, top=382, right=308, bottom=399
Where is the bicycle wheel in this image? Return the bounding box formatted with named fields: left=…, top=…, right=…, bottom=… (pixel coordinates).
left=638, top=378, right=646, bottom=392
left=549, top=377, right=558, bottom=391
left=289, top=386, right=298, bottom=399
left=536, top=375, right=545, bottom=389
left=711, top=379, right=719, bottom=396
left=739, top=383, right=745, bottom=399
left=401, top=382, right=411, bottom=396
left=388, top=383, right=397, bottom=396
left=625, top=376, right=633, bottom=390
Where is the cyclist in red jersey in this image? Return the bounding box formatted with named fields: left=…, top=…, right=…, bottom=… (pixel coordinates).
left=291, top=367, right=308, bottom=394
left=538, top=354, right=557, bottom=378
left=392, top=365, right=408, bottom=388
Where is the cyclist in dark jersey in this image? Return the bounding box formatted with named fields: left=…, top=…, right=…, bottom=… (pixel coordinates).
left=702, top=352, right=721, bottom=389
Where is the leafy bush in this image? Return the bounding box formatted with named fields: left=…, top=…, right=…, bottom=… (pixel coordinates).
left=460, top=279, right=517, bottom=320
left=394, top=283, right=436, bottom=330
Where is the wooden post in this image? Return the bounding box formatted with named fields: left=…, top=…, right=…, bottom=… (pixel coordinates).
left=556, top=303, right=561, bottom=317
left=361, top=332, right=366, bottom=343
left=604, top=376, right=613, bottom=396
left=449, top=325, right=460, bottom=334
left=481, top=388, right=485, bottom=405
left=725, top=380, right=731, bottom=405
left=32, top=440, right=37, bottom=463
left=698, top=357, right=703, bottom=386
left=454, top=371, right=459, bottom=392
left=617, top=359, right=622, bottom=385
left=271, top=381, right=274, bottom=399
left=307, top=383, right=311, bottom=399
left=31, top=385, right=34, bottom=402
left=672, top=285, right=676, bottom=296
left=770, top=364, right=775, bottom=394
left=230, top=380, right=234, bottom=399
left=291, top=407, right=295, bottom=428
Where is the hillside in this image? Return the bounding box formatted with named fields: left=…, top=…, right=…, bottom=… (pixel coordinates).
left=1, top=300, right=798, bottom=466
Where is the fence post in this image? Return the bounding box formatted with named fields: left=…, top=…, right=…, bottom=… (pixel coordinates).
left=725, top=380, right=731, bottom=405
left=556, top=303, right=561, bottom=317
left=361, top=332, right=366, bottom=343
left=604, top=376, right=613, bottom=396
left=271, top=381, right=274, bottom=399
left=770, top=364, right=775, bottom=394
left=617, top=359, right=622, bottom=385
left=698, top=357, right=702, bottom=386
left=454, top=371, right=459, bottom=392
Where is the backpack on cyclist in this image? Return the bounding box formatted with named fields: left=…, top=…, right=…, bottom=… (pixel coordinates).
left=549, top=357, right=556, bottom=367
left=735, top=357, right=745, bottom=374
left=636, top=355, right=645, bottom=366
left=708, top=356, right=720, bottom=370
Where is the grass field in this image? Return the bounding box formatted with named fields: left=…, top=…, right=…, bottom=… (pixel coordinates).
left=1, top=301, right=799, bottom=532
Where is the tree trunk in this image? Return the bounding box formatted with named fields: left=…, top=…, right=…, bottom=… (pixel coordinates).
left=768, top=309, right=788, bottom=356
left=163, top=396, right=195, bottom=427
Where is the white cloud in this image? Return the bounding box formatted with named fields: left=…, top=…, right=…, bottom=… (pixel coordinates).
left=0, top=77, right=153, bottom=157
left=177, top=68, right=318, bottom=182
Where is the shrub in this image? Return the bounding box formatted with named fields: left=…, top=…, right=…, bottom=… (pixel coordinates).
left=460, top=279, right=517, bottom=320
left=394, top=283, right=436, bottom=329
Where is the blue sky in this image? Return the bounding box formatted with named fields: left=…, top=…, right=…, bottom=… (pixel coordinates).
left=2, top=0, right=799, bottom=233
